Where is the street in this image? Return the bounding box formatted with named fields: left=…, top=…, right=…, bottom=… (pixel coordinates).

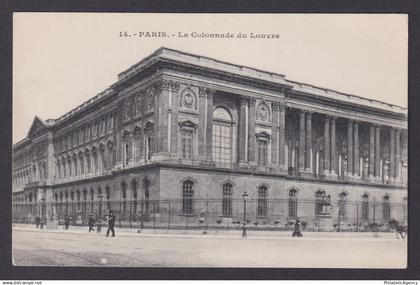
left=12, top=228, right=407, bottom=268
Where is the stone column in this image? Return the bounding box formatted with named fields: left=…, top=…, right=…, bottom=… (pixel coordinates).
left=238, top=96, right=248, bottom=164
left=395, top=129, right=401, bottom=182
left=205, top=90, right=215, bottom=163
left=330, top=117, right=337, bottom=176
left=323, top=116, right=331, bottom=174
left=271, top=102, right=279, bottom=166
left=248, top=97, right=257, bottom=166
left=390, top=128, right=395, bottom=181
left=353, top=121, right=360, bottom=178
left=369, top=124, right=375, bottom=179
left=170, top=81, right=180, bottom=157
left=298, top=110, right=306, bottom=171
left=347, top=120, right=354, bottom=177
left=305, top=112, right=313, bottom=172
left=375, top=125, right=381, bottom=179
left=198, top=87, right=207, bottom=160
left=278, top=103, right=287, bottom=172
left=155, top=80, right=170, bottom=159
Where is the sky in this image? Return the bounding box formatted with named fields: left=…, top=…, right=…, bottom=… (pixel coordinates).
left=13, top=13, right=408, bottom=144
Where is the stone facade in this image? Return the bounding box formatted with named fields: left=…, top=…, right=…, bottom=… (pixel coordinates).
left=12, top=48, right=408, bottom=226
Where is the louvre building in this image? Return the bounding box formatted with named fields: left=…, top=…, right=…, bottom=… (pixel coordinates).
left=12, top=48, right=408, bottom=230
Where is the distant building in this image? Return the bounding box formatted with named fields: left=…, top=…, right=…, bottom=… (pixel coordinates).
left=12, top=48, right=407, bottom=227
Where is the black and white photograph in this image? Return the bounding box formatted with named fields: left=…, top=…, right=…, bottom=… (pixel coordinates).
left=11, top=13, right=408, bottom=269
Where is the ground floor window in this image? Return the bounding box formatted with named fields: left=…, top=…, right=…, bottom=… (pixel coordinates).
left=222, top=183, right=233, bottom=217
left=182, top=180, right=194, bottom=215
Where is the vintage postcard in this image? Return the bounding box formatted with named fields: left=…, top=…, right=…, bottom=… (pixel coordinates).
left=12, top=13, right=408, bottom=268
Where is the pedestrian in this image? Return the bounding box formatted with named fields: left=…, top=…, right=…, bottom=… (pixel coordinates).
left=35, top=216, right=40, bottom=228
left=96, top=217, right=102, bottom=234
left=106, top=210, right=116, bottom=237
left=64, top=215, right=70, bottom=230
left=88, top=215, right=95, bottom=233
left=292, top=217, right=303, bottom=237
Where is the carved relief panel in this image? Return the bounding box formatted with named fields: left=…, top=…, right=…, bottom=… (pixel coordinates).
left=256, top=101, right=271, bottom=124
left=179, top=86, right=198, bottom=112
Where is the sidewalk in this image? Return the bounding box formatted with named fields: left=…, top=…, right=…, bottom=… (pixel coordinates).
left=12, top=223, right=400, bottom=241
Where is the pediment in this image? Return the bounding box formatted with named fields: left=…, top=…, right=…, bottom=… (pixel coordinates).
left=27, top=116, right=48, bottom=138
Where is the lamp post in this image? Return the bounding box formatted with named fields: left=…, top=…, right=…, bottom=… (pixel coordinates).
left=242, top=192, right=248, bottom=238
left=41, top=197, right=46, bottom=229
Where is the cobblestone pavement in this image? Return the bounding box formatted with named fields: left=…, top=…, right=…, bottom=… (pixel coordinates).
left=12, top=228, right=407, bottom=268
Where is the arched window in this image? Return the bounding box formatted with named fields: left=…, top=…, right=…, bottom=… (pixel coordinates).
left=121, top=181, right=127, bottom=213
left=131, top=179, right=138, bottom=213
left=222, top=183, right=233, bottom=217
left=70, top=191, right=75, bottom=214
left=361, top=194, right=369, bottom=221
left=182, top=180, right=194, bottom=215
left=257, top=186, right=268, bottom=218
left=105, top=186, right=111, bottom=210
left=82, top=189, right=87, bottom=212
left=76, top=190, right=81, bottom=211
left=288, top=189, right=298, bottom=219
left=315, top=190, right=325, bottom=216
left=212, top=107, right=232, bottom=167
left=89, top=189, right=94, bottom=213
left=143, top=178, right=150, bottom=214
left=338, top=192, right=347, bottom=219
left=383, top=195, right=390, bottom=224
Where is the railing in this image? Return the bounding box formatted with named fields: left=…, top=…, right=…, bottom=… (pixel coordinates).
left=12, top=199, right=407, bottom=232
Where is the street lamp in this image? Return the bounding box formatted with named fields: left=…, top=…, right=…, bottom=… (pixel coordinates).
left=242, top=192, right=249, bottom=238
left=41, top=197, right=46, bottom=229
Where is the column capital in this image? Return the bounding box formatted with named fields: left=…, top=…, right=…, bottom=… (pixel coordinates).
left=271, top=101, right=280, bottom=111
left=160, top=79, right=180, bottom=91
left=249, top=97, right=257, bottom=106
left=375, top=124, right=381, bottom=132
left=298, top=109, right=306, bottom=118
left=271, top=101, right=286, bottom=111
left=353, top=120, right=360, bottom=127
left=240, top=95, right=250, bottom=105
left=324, top=115, right=331, bottom=123
left=198, top=87, right=216, bottom=98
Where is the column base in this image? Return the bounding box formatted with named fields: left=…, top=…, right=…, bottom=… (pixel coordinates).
left=324, top=170, right=338, bottom=180
left=371, top=176, right=383, bottom=184
left=151, top=152, right=171, bottom=162
left=277, top=165, right=289, bottom=175
left=199, top=159, right=216, bottom=167
left=300, top=169, right=314, bottom=178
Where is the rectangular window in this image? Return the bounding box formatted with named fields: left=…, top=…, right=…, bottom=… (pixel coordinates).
left=212, top=124, right=231, bottom=166
left=383, top=203, right=390, bottom=223
left=288, top=199, right=297, bottom=219
left=258, top=139, right=268, bottom=166
left=338, top=200, right=346, bottom=218
left=181, top=129, right=193, bottom=159
left=361, top=201, right=369, bottom=221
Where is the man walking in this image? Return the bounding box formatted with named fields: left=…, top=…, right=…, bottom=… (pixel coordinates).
left=88, top=215, right=95, bottom=232
left=64, top=215, right=70, bottom=230
left=292, top=217, right=303, bottom=237
left=106, top=210, right=116, bottom=237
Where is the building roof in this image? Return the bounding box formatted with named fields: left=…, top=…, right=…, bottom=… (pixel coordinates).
left=13, top=47, right=407, bottom=149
